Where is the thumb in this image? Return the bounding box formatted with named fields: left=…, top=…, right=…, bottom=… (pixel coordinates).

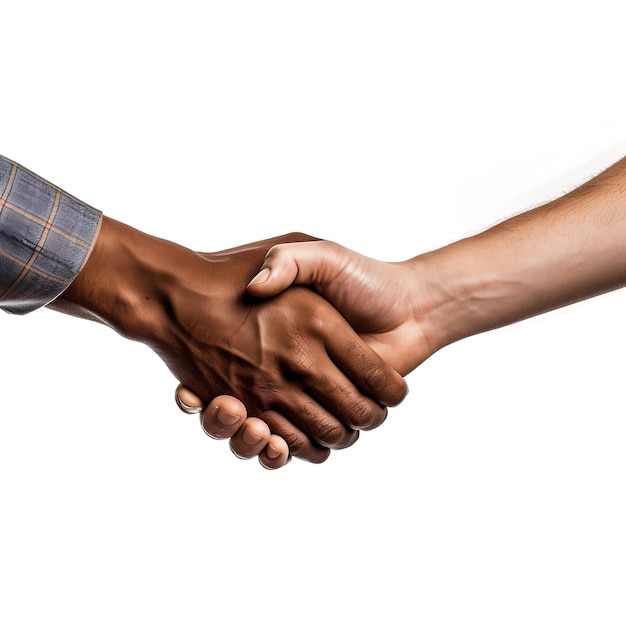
left=247, top=241, right=338, bottom=298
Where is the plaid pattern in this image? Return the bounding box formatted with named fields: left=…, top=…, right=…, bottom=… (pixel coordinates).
left=0, top=155, right=102, bottom=314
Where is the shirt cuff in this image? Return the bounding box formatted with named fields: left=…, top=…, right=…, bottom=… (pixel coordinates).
left=0, top=156, right=103, bottom=315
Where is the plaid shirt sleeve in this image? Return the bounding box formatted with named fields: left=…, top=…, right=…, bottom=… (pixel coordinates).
left=0, top=155, right=103, bottom=315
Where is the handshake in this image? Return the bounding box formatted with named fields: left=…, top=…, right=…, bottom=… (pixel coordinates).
left=4, top=153, right=626, bottom=470
left=170, top=233, right=428, bottom=469
left=57, top=223, right=427, bottom=470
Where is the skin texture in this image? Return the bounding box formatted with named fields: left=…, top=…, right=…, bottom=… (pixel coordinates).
left=50, top=218, right=408, bottom=465
left=180, top=154, right=626, bottom=467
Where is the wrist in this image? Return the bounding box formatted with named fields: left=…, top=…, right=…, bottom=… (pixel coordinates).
left=414, top=225, right=565, bottom=351
left=410, top=237, right=510, bottom=352
left=53, top=216, right=176, bottom=342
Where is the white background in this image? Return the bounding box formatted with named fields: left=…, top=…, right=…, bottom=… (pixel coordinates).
left=1, top=2, right=626, bottom=624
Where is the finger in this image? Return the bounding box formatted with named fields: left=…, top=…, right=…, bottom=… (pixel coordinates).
left=201, top=395, right=248, bottom=440
left=229, top=417, right=272, bottom=459
left=254, top=288, right=399, bottom=436
left=175, top=383, right=203, bottom=414
left=268, top=388, right=360, bottom=450
left=176, top=386, right=293, bottom=467
left=261, top=409, right=333, bottom=464
left=283, top=307, right=407, bottom=429
left=259, top=434, right=291, bottom=470
left=247, top=241, right=342, bottom=297
left=324, top=315, right=408, bottom=408
left=295, top=359, right=392, bottom=431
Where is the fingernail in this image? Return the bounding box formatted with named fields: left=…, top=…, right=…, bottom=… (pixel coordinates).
left=265, top=443, right=282, bottom=459
left=242, top=427, right=263, bottom=446
left=176, top=396, right=203, bottom=414
left=216, top=408, right=240, bottom=425
left=248, top=267, right=270, bottom=287
left=175, top=385, right=203, bottom=414
left=259, top=454, right=291, bottom=470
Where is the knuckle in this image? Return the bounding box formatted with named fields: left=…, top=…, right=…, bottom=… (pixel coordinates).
left=310, top=310, right=326, bottom=334
left=266, top=243, right=287, bottom=263
left=362, top=406, right=388, bottom=431
left=315, top=420, right=354, bottom=449
left=358, top=363, right=408, bottom=407
left=361, top=363, right=389, bottom=394
left=288, top=345, right=315, bottom=377
left=348, top=401, right=385, bottom=430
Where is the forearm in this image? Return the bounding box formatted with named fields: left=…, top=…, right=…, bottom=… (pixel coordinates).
left=420, top=157, right=626, bottom=351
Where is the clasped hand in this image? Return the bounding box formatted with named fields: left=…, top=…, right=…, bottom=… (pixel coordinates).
left=176, top=238, right=433, bottom=469
left=57, top=221, right=408, bottom=466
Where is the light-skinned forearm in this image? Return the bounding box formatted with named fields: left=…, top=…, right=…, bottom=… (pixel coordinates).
left=417, top=157, right=626, bottom=357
